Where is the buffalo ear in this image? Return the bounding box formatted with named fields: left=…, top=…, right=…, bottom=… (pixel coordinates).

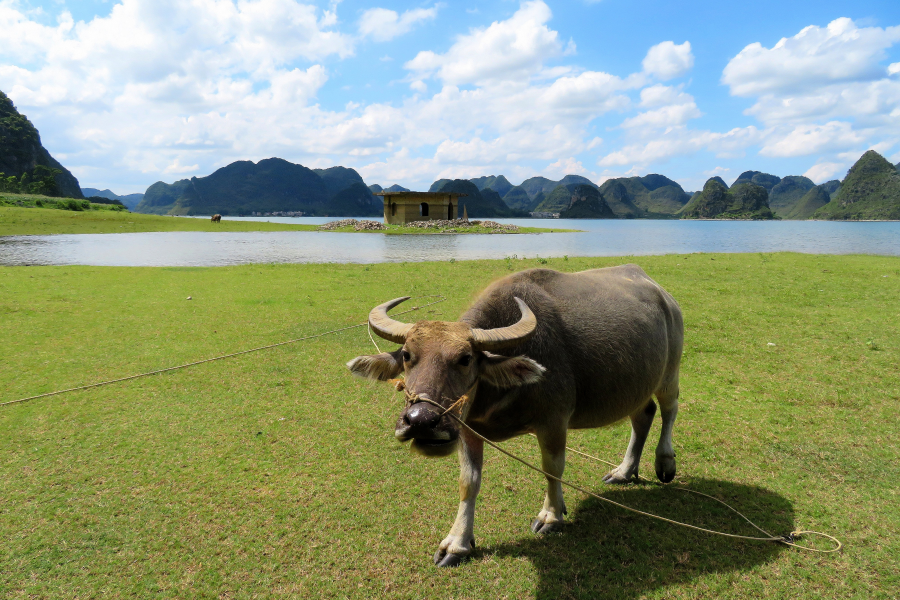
left=346, top=349, right=403, bottom=381
left=479, top=351, right=546, bottom=389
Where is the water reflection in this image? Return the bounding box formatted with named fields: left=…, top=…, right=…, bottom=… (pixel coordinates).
left=1, top=219, right=898, bottom=266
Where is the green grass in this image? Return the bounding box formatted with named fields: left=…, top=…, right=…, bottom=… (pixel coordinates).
left=0, top=204, right=320, bottom=235
left=0, top=203, right=567, bottom=236
left=1, top=253, right=898, bottom=598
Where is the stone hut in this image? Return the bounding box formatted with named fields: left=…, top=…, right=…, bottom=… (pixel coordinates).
left=376, top=191, right=467, bottom=225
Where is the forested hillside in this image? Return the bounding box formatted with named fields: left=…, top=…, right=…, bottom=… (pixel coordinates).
left=0, top=90, right=83, bottom=198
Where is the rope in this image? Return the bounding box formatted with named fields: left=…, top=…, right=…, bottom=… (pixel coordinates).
left=396, top=385, right=841, bottom=553
left=528, top=434, right=841, bottom=552
left=0, top=295, right=447, bottom=409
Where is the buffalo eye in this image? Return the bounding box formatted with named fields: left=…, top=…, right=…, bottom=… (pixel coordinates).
left=458, top=354, right=472, bottom=367
left=402, top=350, right=411, bottom=362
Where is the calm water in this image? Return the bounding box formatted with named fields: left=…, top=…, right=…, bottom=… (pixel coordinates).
left=1, top=218, right=898, bottom=266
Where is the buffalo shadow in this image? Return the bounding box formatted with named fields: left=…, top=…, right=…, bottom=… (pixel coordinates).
left=480, top=478, right=794, bottom=600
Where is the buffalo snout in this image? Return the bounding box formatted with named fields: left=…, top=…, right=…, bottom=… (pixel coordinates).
left=404, top=402, right=442, bottom=430
left=395, top=401, right=443, bottom=440
left=395, top=400, right=459, bottom=458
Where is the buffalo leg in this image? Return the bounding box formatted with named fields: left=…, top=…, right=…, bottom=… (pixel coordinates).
left=603, top=399, right=657, bottom=484
left=654, top=382, right=679, bottom=482
left=434, top=429, right=483, bottom=567
left=531, top=428, right=567, bottom=534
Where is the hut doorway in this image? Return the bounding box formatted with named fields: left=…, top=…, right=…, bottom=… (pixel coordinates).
left=420, top=202, right=429, bottom=217
left=447, top=203, right=453, bottom=219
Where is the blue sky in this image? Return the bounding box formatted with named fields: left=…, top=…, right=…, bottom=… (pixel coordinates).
left=2, top=0, right=899, bottom=194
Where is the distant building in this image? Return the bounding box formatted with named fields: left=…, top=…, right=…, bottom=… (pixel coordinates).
left=376, top=191, right=467, bottom=225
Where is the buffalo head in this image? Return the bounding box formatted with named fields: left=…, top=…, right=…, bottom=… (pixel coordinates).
left=347, top=297, right=546, bottom=457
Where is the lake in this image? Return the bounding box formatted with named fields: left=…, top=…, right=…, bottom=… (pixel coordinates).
left=1, top=218, right=898, bottom=266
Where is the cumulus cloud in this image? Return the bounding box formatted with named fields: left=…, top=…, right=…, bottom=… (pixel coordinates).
left=703, top=166, right=730, bottom=178
left=718, top=17, right=900, bottom=175
left=4, top=0, right=841, bottom=193
left=405, top=0, right=562, bottom=85
left=358, top=6, right=439, bottom=42
left=803, top=161, right=845, bottom=183
left=638, top=84, right=684, bottom=108
left=163, top=158, right=200, bottom=174
left=642, top=41, right=694, bottom=80
left=723, top=18, right=900, bottom=97
left=543, top=157, right=592, bottom=180
left=599, top=126, right=763, bottom=167
left=621, top=91, right=700, bottom=130
left=760, top=121, right=867, bottom=158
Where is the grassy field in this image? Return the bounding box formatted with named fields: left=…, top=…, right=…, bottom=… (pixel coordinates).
left=0, top=201, right=565, bottom=236
left=1, top=253, right=898, bottom=599
left=0, top=204, right=319, bottom=235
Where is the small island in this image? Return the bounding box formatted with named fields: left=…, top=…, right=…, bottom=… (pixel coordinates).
left=315, top=217, right=573, bottom=234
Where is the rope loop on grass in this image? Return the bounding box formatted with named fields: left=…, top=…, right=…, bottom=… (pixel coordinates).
left=0, top=295, right=448, bottom=409
left=398, top=389, right=843, bottom=554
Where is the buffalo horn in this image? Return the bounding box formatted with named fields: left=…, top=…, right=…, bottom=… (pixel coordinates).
left=470, top=297, right=537, bottom=351
left=369, top=296, right=414, bottom=344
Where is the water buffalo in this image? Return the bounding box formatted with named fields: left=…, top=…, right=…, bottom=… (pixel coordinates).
left=347, top=265, right=683, bottom=567
left=211, top=214, right=221, bottom=223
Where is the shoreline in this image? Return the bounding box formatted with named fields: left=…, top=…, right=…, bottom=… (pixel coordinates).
left=0, top=206, right=573, bottom=236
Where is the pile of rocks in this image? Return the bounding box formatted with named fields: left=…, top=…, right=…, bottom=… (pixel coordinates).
left=407, top=218, right=472, bottom=229
left=317, top=219, right=358, bottom=230
left=476, top=220, right=520, bottom=232
left=353, top=220, right=386, bottom=231
left=316, top=218, right=518, bottom=233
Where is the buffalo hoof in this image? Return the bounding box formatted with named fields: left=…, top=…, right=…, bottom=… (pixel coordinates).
left=655, top=455, right=676, bottom=483
left=433, top=549, right=467, bottom=568
left=531, top=518, right=564, bottom=535
left=602, top=467, right=638, bottom=484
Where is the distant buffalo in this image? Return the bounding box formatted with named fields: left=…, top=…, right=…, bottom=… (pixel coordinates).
left=211, top=214, right=221, bottom=223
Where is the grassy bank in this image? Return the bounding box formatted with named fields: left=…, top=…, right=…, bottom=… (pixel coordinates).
left=1, top=253, right=898, bottom=598
left=0, top=204, right=320, bottom=235
left=1, top=201, right=566, bottom=235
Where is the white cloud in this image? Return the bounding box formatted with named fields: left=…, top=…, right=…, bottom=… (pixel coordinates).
left=760, top=121, right=866, bottom=157
left=5, top=0, right=841, bottom=193
left=543, top=157, right=592, bottom=180
left=163, top=158, right=200, bottom=174
left=405, top=0, right=562, bottom=85
left=642, top=41, right=693, bottom=80
left=703, top=166, right=730, bottom=178
left=358, top=6, right=439, bottom=42
left=639, top=84, right=683, bottom=108
left=620, top=96, right=700, bottom=130
left=719, top=18, right=900, bottom=179
left=723, top=18, right=900, bottom=97
left=803, top=161, right=845, bottom=183
left=743, top=78, right=900, bottom=126
left=599, top=126, right=763, bottom=167
left=538, top=71, right=633, bottom=117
